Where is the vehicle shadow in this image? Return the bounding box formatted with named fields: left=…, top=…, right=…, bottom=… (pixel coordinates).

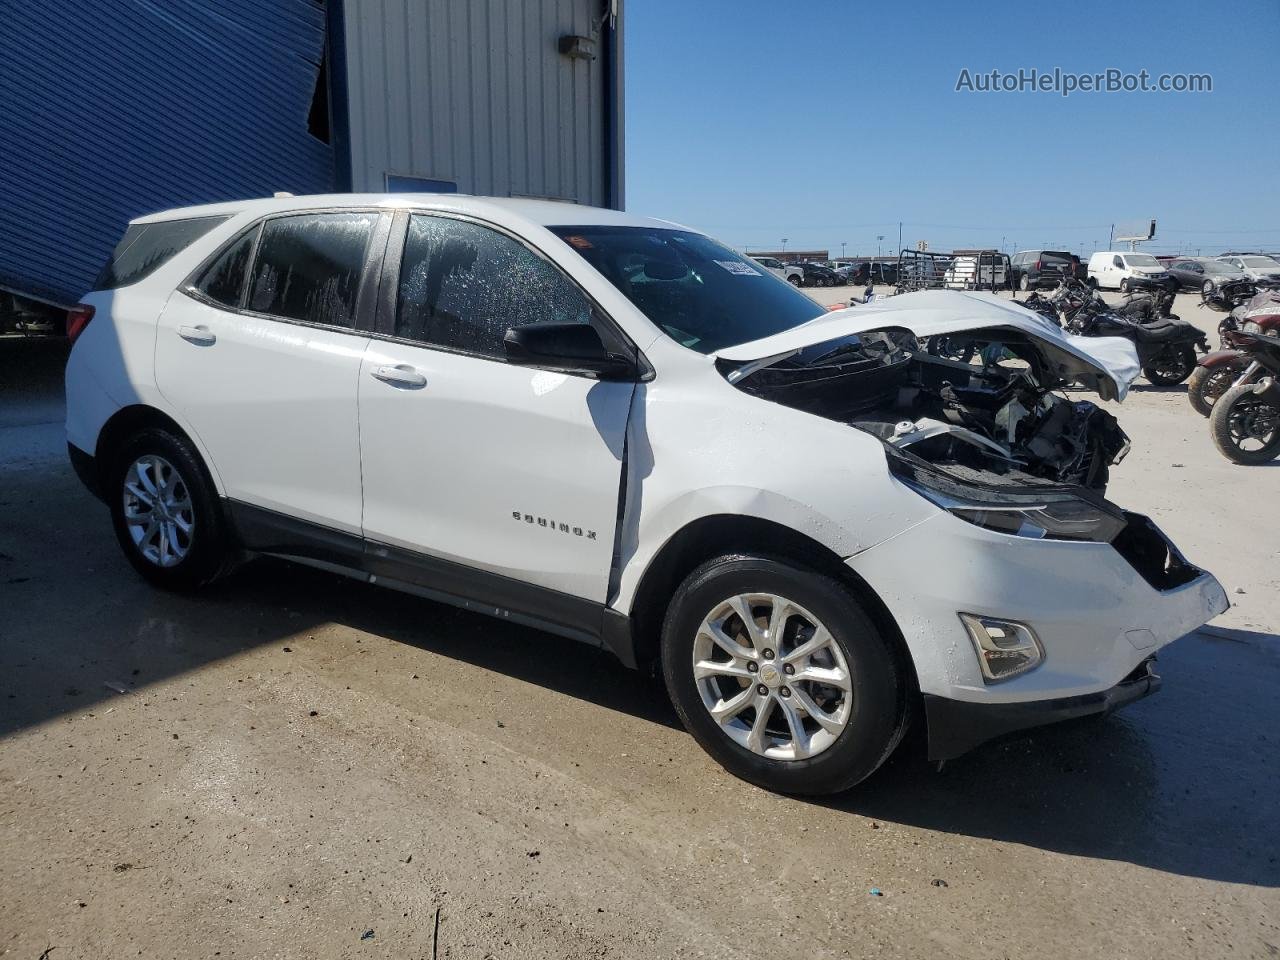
left=815, top=624, right=1280, bottom=889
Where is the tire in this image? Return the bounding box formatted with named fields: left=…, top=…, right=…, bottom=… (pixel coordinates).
left=1087, top=277, right=1099, bottom=289
left=787, top=274, right=802, bottom=287
left=1019, top=273, right=1030, bottom=291
left=660, top=554, right=907, bottom=795
left=1210, top=383, right=1280, bottom=464
left=1141, top=346, right=1197, bottom=386
left=1120, top=278, right=1131, bottom=293
left=1187, top=361, right=1244, bottom=417
left=107, top=427, right=232, bottom=591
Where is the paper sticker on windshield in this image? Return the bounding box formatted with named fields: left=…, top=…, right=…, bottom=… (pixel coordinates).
left=714, top=260, right=761, bottom=276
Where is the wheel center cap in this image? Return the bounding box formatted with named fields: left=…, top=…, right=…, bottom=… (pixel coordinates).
left=758, top=662, right=782, bottom=688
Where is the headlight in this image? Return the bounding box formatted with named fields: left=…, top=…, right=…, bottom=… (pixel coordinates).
left=1242, top=320, right=1262, bottom=334
left=892, top=459, right=1128, bottom=543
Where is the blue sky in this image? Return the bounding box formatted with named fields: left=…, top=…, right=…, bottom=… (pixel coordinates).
left=624, top=0, right=1280, bottom=259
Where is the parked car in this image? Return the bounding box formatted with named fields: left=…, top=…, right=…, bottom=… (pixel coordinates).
left=1166, top=257, right=1248, bottom=294
left=1087, top=251, right=1175, bottom=292
left=827, top=261, right=858, bottom=284
left=796, top=261, right=839, bottom=287
left=749, top=255, right=805, bottom=286
left=1010, top=250, right=1081, bottom=291
left=1216, top=254, right=1280, bottom=285
left=64, top=194, right=1227, bottom=795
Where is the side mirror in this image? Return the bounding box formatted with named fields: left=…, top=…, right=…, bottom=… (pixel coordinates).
left=503, top=322, right=637, bottom=380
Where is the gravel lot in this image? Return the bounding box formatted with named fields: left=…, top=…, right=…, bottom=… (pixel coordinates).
left=1, top=291, right=1277, bottom=958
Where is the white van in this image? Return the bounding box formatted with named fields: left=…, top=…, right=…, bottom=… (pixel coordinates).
left=1087, top=252, right=1174, bottom=292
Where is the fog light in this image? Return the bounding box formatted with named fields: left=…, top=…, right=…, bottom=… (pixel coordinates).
left=959, top=613, right=1044, bottom=683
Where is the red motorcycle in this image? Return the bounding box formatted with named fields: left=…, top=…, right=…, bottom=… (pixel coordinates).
left=1209, top=331, right=1280, bottom=463
left=1186, top=288, right=1280, bottom=416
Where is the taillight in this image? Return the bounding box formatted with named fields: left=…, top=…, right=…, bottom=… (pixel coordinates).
left=66, top=304, right=95, bottom=343
left=1034, top=260, right=1042, bottom=271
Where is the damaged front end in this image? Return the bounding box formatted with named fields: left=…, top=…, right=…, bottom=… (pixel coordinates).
left=725, top=326, right=1131, bottom=494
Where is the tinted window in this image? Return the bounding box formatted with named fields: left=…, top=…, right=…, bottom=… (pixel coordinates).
left=549, top=225, right=825, bottom=354
left=194, top=227, right=258, bottom=307
left=395, top=215, right=593, bottom=358
left=247, top=213, right=377, bottom=327
left=96, top=216, right=228, bottom=290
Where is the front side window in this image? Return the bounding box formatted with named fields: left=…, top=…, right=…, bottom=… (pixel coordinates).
left=194, top=227, right=258, bottom=307
left=395, top=215, right=593, bottom=358
left=96, top=216, right=228, bottom=290
left=247, top=213, right=377, bottom=328
left=550, top=226, right=825, bottom=354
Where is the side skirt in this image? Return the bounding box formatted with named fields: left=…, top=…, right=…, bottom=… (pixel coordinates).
left=227, top=500, right=638, bottom=663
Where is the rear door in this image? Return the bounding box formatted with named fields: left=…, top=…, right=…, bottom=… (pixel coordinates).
left=356, top=212, right=635, bottom=604
left=155, top=210, right=389, bottom=533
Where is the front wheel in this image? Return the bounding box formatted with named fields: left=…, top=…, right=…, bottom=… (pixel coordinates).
left=1019, top=273, right=1030, bottom=292
left=787, top=274, right=802, bottom=287
left=661, top=555, right=907, bottom=795
left=108, top=428, right=233, bottom=590
left=1210, top=383, right=1280, bottom=464
left=1187, top=361, right=1245, bottom=416
left=1142, top=346, right=1197, bottom=385
left=1120, top=278, right=1131, bottom=293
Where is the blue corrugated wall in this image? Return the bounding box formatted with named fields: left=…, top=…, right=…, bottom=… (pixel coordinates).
left=0, top=0, right=334, bottom=304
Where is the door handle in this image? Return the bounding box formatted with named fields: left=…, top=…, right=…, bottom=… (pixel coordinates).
left=178, top=324, right=216, bottom=346
left=370, top=363, right=427, bottom=389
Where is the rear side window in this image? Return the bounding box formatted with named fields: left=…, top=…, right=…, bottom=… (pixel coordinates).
left=96, top=216, right=228, bottom=290
left=193, top=227, right=258, bottom=307
left=247, top=213, right=377, bottom=328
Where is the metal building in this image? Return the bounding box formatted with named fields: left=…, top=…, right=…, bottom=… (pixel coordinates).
left=0, top=0, right=623, bottom=311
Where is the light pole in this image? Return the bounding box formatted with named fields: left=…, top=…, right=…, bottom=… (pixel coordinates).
left=841, top=241, right=846, bottom=259
left=781, top=238, right=788, bottom=254
left=876, top=235, right=884, bottom=260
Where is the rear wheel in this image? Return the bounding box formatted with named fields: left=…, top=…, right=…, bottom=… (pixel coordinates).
left=107, top=428, right=232, bottom=590
left=1142, top=347, right=1197, bottom=385
left=1019, top=273, right=1030, bottom=291
left=787, top=274, right=802, bottom=287
left=1187, top=361, right=1245, bottom=417
left=661, top=555, right=907, bottom=795
left=1211, top=383, right=1280, bottom=464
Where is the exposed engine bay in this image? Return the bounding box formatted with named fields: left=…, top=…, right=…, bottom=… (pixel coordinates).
left=727, top=327, right=1131, bottom=491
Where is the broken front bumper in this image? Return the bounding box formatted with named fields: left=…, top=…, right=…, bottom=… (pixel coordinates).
left=923, top=657, right=1160, bottom=760
left=845, top=509, right=1229, bottom=757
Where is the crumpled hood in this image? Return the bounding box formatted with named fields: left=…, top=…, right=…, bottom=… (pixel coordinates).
left=714, top=290, right=1142, bottom=401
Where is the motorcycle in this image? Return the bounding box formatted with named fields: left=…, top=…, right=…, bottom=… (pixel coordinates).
left=1209, top=331, right=1280, bottom=464
left=1200, top=276, right=1256, bottom=313
left=1186, top=288, right=1280, bottom=416
left=1063, top=285, right=1209, bottom=386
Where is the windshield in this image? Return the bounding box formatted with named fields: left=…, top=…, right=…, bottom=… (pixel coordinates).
left=1242, top=256, right=1279, bottom=268
left=550, top=226, right=825, bottom=353
left=1202, top=260, right=1235, bottom=274
left=1126, top=254, right=1161, bottom=267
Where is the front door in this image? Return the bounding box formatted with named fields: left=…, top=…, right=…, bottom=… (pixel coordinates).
left=357, top=213, right=634, bottom=604
left=155, top=211, right=387, bottom=533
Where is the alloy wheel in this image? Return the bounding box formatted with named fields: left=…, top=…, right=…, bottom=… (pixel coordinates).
left=691, top=593, right=852, bottom=761
left=122, top=454, right=194, bottom=567
left=1225, top=395, right=1280, bottom=453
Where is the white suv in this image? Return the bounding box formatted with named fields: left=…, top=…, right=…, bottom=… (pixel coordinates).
left=65, top=194, right=1227, bottom=794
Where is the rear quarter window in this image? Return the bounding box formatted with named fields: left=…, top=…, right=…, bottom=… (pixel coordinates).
left=96, top=216, right=229, bottom=290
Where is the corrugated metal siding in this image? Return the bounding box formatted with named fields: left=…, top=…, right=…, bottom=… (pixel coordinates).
left=0, top=0, right=333, bottom=304
left=343, top=0, right=611, bottom=206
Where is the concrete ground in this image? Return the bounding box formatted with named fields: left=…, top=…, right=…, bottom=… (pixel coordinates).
left=1, top=292, right=1278, bottom=959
